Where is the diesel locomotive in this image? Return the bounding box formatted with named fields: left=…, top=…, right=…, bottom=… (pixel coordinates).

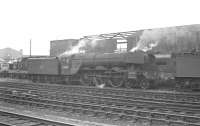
left=1, top=50, right=200, bottom=90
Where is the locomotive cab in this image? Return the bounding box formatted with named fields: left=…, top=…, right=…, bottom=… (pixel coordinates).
left=59, top=54, right=82, bottom=75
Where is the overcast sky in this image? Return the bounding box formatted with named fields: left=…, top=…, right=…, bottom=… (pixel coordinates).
left=0, top=0, right=199, bottom=55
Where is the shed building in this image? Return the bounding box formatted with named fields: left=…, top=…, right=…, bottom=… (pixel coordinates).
left=50, top=39, right=79, bottom=56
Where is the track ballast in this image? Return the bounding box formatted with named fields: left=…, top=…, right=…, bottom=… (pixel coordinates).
left=0, top=80, right=199, bottom=126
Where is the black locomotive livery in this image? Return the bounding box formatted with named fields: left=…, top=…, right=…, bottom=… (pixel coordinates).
left=1, top=51, right=200, bottom=90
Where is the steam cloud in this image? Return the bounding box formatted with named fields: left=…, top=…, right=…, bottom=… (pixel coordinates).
left=130, top=29, right=164, bottom=52
left=60, top=39, right=99, bottom=56
left=130, top=26, right=200, bottom=52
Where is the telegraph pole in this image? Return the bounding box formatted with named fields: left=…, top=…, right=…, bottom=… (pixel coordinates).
left=30, top=39, right=32, bottom=57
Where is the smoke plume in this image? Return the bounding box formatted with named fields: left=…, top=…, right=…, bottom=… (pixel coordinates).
left=60, top=39, right=99, bottom=56
left=130, top=26, right=200, bottom=52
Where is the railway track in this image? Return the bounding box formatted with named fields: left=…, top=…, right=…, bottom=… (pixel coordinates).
left=0, top=110, right=75, bottom=126
left=1, top=93, right=200, bottom=126
left=1, top=81, right=200, bottom=103
left=0, top=87, right=199, bottom=125
left=0, top=80, right=199, bottom=125
left=0, top=86, right=199, bottom=114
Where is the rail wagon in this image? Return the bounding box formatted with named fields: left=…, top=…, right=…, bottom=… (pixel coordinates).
left=175, top=52, right=200, bottom=89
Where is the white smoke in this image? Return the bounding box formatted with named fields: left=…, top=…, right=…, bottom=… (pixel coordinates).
left=130, top=29, right=166, bottom=52
left=130, top=27, right=195, bottom=52
left=131, top=40, right=159, bottom=52
left=60, top=39, right=99, bottom=56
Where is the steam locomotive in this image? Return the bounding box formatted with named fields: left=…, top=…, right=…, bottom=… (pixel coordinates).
left=1, top=51, right=200, bottom=90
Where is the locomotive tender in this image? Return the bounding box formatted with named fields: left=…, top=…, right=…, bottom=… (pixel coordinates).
left=1, top=51, right=200, bottom=90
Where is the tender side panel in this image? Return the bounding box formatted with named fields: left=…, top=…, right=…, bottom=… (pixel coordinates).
left=176, top=55, right=200, bottom=77
left=27, top=58, right=59, bottom=75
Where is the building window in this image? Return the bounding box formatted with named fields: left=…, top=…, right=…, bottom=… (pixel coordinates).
left=116, top=39, right=127, bottom=52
